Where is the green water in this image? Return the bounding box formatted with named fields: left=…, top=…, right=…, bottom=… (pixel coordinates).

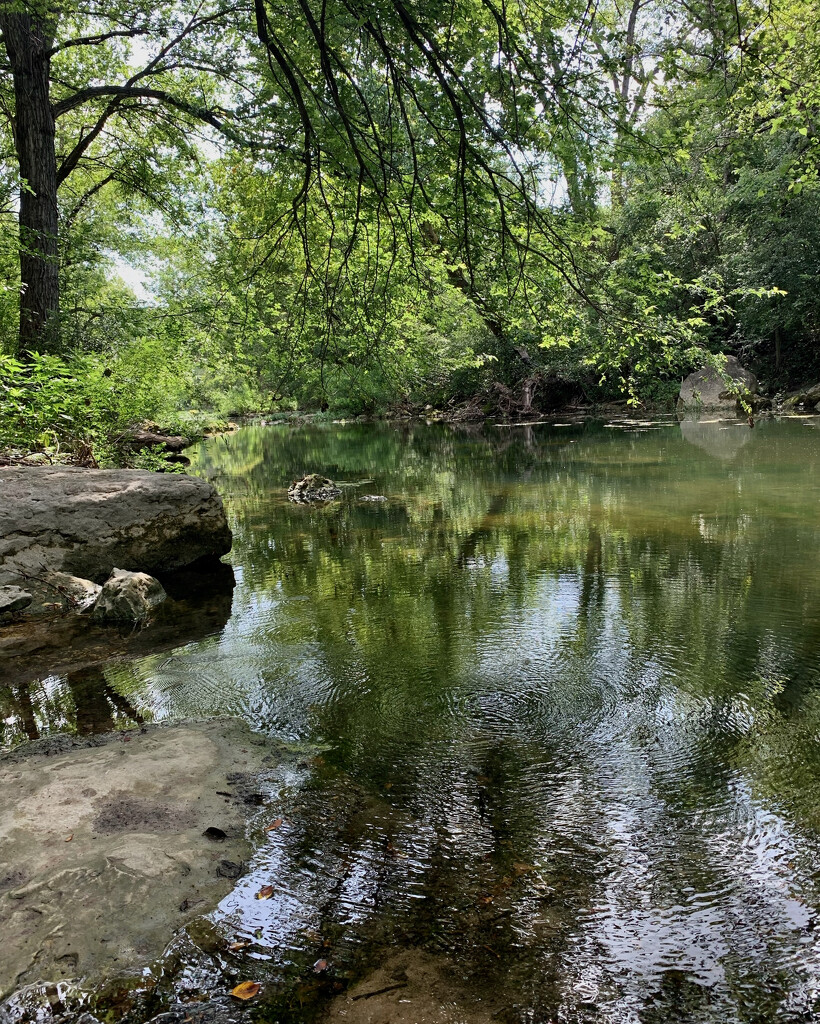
left=6, top=416, right=820, bottom=1022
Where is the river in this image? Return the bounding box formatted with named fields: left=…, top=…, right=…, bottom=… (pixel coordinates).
left=4, top=416, right=820, bottom=1023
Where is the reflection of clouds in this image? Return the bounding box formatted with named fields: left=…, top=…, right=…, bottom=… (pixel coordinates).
left=559, top=746, right=820, bottom=1019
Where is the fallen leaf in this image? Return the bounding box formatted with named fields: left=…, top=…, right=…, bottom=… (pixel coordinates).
left=313, top=959, right=328, bottom=973
left=231, top=981, right=261, bottom=1000
left=265, top=818, right=283, bottom=831
left=256, top=884, right=274, bottom=900
left=229, top=940, right=252, bottom=951
left=65, top=834, right=73, bottom=843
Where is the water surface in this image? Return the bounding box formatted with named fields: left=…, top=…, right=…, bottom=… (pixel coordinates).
left=5, top=417, right=820, bottom=1023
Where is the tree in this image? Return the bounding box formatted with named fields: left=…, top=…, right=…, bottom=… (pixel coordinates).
left=1, top=0, right=623, bottom=354
left=0, top=0, right=247, bottom=351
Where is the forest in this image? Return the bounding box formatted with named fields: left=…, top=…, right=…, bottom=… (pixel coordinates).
left=0, top=0, right=817, bottom=462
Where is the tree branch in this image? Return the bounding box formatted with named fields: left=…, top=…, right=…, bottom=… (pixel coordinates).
left=52, top=86, right=243, bottom=145
left=48, top=27, right=149, bottom=57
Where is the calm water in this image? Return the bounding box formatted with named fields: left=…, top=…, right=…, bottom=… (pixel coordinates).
left=5, top=416, right=820, bottom=1022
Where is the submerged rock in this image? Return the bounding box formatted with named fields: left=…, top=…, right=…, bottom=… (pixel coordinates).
left=91, top=568, right=167, bottom=622
left=287, top=473, right=342, bottom=503
left=678, top=356, right=758, bottom=411
left=327, top=950, right=500, bottom=1024
left=0, top=467, right=232, bottom=586
left=0, top=585, right=32, bottom=616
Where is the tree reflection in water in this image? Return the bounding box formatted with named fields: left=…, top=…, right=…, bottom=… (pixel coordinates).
left=4, top=418, right=820, bottom=1022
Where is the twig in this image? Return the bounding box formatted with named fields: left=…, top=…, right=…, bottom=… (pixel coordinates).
left=352, top=982, right=408, bottom=1001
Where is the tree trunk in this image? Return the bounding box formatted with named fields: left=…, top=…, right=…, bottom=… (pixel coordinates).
left=0, top=9, right=59, bottom=352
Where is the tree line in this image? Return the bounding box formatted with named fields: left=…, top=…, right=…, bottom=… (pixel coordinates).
left=0, top=0, right=817, bottom=457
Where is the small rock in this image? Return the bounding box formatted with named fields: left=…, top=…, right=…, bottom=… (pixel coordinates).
left=216, top=859, right=244, bottom=879
left=46, top=572, right=102, bottom=612
left=91, top=568, right=167, bottom=623
left=0, top=585, right=33, bottom=615
left=287, top=474, right=342, bottom=503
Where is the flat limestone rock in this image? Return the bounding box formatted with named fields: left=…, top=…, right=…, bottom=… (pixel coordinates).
left=0, top=468, right=232, bottom=586
left=0, top=719, right=269, bottom=998
left=121, top=428, right=191, bottom=453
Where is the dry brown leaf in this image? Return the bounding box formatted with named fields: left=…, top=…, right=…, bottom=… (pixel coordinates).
left=64, top=834, right=73, bottom=843
left=256, top=884, right=274, bottom=900
left=265, top=818, right=283, bottom=831
left=231, top=982, right=261, bottom=1000
left=229, top=940, right=251, bottom=951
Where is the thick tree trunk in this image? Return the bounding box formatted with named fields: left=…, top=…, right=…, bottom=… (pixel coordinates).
left=0, top=10, right=59, bottom=351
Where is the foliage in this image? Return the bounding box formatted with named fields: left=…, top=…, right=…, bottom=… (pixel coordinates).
left=0, top=0, right=818, bottom=439
left=0, top=348, right=209, bottom=464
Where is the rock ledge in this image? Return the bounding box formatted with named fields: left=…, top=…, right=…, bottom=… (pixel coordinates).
left=0, top=467, right=232, bottom=586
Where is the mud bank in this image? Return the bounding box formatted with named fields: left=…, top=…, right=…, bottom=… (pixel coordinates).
left=0, top=719, right=271, bottom=1000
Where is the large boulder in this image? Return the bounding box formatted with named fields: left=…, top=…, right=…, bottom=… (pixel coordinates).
left=679, top=355, right=758, bottom=411
left=91, top=568, right=167, bottom=622
left=0, top=468, right=232, bottom=585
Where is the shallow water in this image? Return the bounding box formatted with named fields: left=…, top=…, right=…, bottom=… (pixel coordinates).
left=5, top=416, right=820, bottom=1022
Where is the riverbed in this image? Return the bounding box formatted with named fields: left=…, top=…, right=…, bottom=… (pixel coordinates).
left=3, top=416, right=820, bottom=1023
